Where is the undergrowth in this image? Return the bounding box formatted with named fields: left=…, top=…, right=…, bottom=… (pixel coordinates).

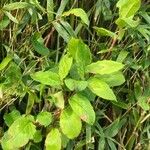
left=0, top=0, right=150, bottom=150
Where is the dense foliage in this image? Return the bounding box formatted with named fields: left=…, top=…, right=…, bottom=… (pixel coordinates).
left=0, top=0, right=150, bottom=149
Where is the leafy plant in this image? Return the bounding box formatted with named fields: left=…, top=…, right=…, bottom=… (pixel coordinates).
left=0, top=0, right=150, bottom=149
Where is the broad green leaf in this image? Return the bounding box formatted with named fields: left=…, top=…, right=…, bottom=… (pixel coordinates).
left=116, top=0, right=141, bottom=28
left=4, top=109, right=21, bottom=127
left=65, top=78, right=88, bottom=91
left=0, top=16, right=10, bottom=30
left=60, top=107, right=82, bottom=139
left=117, top=0, right=141, bottom=18
left=138, top=96, right=150, bottom=111
left=3, top=2, right=30, bottom=10
left=0, top=56, right=12, bottom=71
left=3, top=62, right=22, bottom=88
left=31, top=70, right=61, bottom=87
left=1, top=116, right=36, bottom=150
left=31, top=32, right=49, bottom=56
left=69, top=93, right=95, bottom=125
left=59, top=53, right=73, bottom=80
left=116, top=17, right=139, bottom=28
left=62, top=8, right=89, bottom=25
left=45, top=128, right=61, bottom=150
left=33, top=130, right=42, bottom=143
left=68, top=38, right=92, bottom=78
left=94, top=27, right=117, bottom=37
left=36, top=111, right=52, bottom=127
left=95, top=71, right=125, bottom=87
left=47, top=0, right=54, bottom=22
left=2, top=62, right=24, bottom=100
left=117, top=50, right=129, bottom=63
left=88, top=78, right=116, bottom=101
left=52, top=91, right=64, bottom=109
left=68, top=38, right=91, bottom=65
left=86, top=60, right=124, bottom=75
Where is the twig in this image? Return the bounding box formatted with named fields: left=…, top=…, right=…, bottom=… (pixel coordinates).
left=44, top=27, right=55, bottom=47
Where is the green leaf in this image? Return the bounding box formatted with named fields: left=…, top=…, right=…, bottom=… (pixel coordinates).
left=116, top=17, right=139, bottom=28
left=3, top=62, right=22, bottom=88
left=68, top=38, right=92, bottom=78
left=117, top=0, right=141, bottom=18
left=0, top=16, right=10, bottom=30
left=69, top=93, right=95, bottom=125
left=95, top=71, right=125, bottom=87
left=1, top=116, right=36, bottom=150
left=88, top=78, right=117, bottom=101
left=116, top=0, right=141, bottom=28
left=3, top=2, right=30, bottom=11
left=61, top=134, right=69, bottom=148
left=105, top=118, right=126, bottom=137
left=117, top=50, right=129, bottom=63
left=60, top=20, right=76, bottom=37
left=52, top=91, right=64, bottom=109
left=68, top=38, right=92, bottom=65
left=53, top=21, right=71, bottom=42
left=29, top=0, right=45, bottom=12
left=31, top=32, right=49, bottom=56
left=31, top=70, right=61, bottom=87
left=80, top=88, right=96, bottom=102
left=112, top=101, right=129, bottom=109
left=33, top=130, right=42, bottom=143
left=56, top=0, right=69, bottom=17
left=138, top=96, right=150, bottom=111
left=0, top=56, right=12, bottom=71
left=45, top=128, right=61, bottom=150
left=65, top=78, right=88, bottom=91
left=107, top=139, right=117, bottom=150
left=47, top=0, right=54, bottom=22
left=86, top=60, right=124, bottom=75
left=4, top=11, right=18, bottom=23
left=4, top=109, right=21, bottom=127
left=62, top=8, right=89, bottom=25
left=94, top=27, right=117, bottom=37
left=26, top=92, right=35, bottom=114
left=36, top=111, right=52, bottom=127
left=59, top=53, right=73, bottom=80
left=60, top=107, right=82, bottom=139
left=98, top=137, right=105, bottom=150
